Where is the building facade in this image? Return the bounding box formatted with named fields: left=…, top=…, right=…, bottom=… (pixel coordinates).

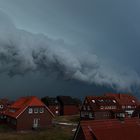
left=57, top=96, right=81, bottom=116
left=41, top=97, right=60, bottom=116
left=4, top=96, right=54, bottom=130
left=80, top=96, right=123, bottom=120
left=105, top=93, right=139, bottom=117
left=0, top=98, right=12, bottom=123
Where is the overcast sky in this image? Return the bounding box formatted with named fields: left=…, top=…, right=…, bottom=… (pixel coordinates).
left=0, top=0, right=140, bottom=99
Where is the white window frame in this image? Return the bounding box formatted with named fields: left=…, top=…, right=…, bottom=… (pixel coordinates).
left=34, top=108, right=38, bottom=114
left=0, top=105, right=4, bottom=109
left=128, top=105, right=131, bottom=109
left=132, top=100, right=135, bottom=103
left=28, top=108, right=33, bottom=114
left=100, top=106, right=104, bottom=109
left=113, top=100, right=116, bottom=103
left=39, top=108, right=44, bottom=113
left=89, top=112, right=93, bottom=118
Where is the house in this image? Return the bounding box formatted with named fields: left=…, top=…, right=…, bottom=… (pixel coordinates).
left=41, top=97, right=60, bottom=116
left=132, top=105, right=140, bottom=118
left=4, top=96, right=54, bottom=131
left=0, top=98, right=12, bottom=122
left=105, top=93, right=139, bottom=117
left=57, top=96, right=81, bottom=116
left=73, top=118, right=140, bottom=140
left=80, top=96, right=123, bottom=120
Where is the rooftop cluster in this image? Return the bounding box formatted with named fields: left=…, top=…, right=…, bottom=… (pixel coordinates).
left=74, top=93, right=140, bottom=140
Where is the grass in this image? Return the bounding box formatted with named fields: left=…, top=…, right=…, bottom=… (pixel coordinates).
left=0, top=124, right=13, bottom=132
left=54, top=114, right=80, bottom=123
left=0, top=125, right=74, bottom=140
left=0, top=115, right=80, bottom=140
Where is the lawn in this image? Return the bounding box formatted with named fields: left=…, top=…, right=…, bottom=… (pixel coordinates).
left=0, top=125, right=74, bottom=140
left=0, top=115, right=79, bottom=140
left=54, top=114, right=80, bottom=123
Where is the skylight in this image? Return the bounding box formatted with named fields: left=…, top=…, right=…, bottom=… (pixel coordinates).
left=132, top=100, right=135, bottom=103
left=112, top=100, right=116, bottom=103
left=92, top=100, right=95, bottom=103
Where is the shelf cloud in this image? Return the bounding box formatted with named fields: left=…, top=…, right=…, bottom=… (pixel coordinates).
left=0, top=10, right=140, bottom=92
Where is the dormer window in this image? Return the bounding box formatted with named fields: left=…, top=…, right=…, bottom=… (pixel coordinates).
left=92, top=100, right=95, bottom=103
left=132, top=100, right=135, bottom=103
left=9, top=109, right=16, bottom=113
left=113, top=100, right=116, bottom=103
left=98, top=99, right=104, bottom=102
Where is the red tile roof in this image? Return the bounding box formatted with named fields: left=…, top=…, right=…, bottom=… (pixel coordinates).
left=105, top=93, right=139, bottom=106
left=4, top=96, right=54, bottom=119
left=86, top=96, right=118, bottom=105
left=78, top=118, right=140, bottom=140
left=85, top=96, right=121, bottom=111
left=0, top=98, right=12, bottom=114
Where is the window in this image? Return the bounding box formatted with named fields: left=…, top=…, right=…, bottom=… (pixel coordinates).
left=83, top=105, right=86, bottom=110
left=119, top=113, right=125, bottom=118
left=39, top=108, right=44, bottom=113
left=11, top=119, right=16, bottom=125
left=80, top=111, right=85, bottom=117
left=132, top=100, right=135, bottom=103
left=108, top=106, right=111, bottom=109
left=112, top=106, right=116, bottom=109
left=34, top=108, right=38, bottom=114
left=87, top=106, right=91, bottom=110
left=28, top=108, right=33, bottom=114
left=122, top=106, right=125, bottom=109
left=112, top=100, right=116, bottom=103
left=92, top=100, right=95, bottom=103
left=9, top=109, right=16, bottom=113
left=0, top=105, right=3, bottom=109
left=98, top=99, right=104, bottom=102
left=105, top=106, right=108, bottom=109
left=128, top=106, right=131, bottom=109
left=85, top=100, right=88, bottom=104
left=55, top=111, right=58, bottom=114
left=100, top=106, right=104, bottom=109
left=55, top=100, right=58, bottom=103
left=89, top=113, right=94, bottom=118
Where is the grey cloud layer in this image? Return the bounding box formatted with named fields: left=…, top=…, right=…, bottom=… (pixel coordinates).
left=0, top=10, right=139, bottom=91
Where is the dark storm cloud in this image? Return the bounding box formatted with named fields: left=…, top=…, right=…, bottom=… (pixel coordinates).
left=0, top=9, right=140, bottom=93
